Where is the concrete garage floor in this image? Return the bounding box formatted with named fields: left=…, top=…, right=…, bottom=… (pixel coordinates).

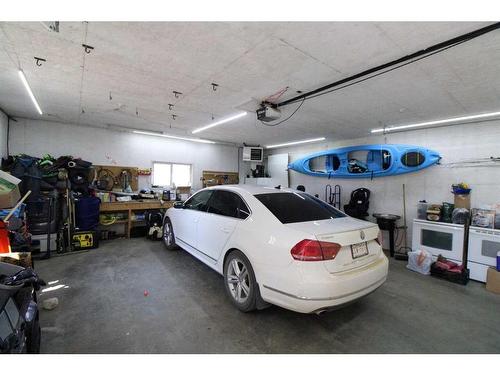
left=34, top=238, right=500, bottom=354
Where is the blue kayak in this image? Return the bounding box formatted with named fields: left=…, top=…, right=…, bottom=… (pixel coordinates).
left=288, top=144, right=441, bottom=178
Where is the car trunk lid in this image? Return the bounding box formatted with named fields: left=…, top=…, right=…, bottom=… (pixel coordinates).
left=286, top=217, right=381, bottom=273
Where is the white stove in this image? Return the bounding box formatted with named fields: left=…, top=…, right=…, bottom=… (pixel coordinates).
left=412, top=219, right=466, bottom=263
left=467, top=226, right=500, bottom=282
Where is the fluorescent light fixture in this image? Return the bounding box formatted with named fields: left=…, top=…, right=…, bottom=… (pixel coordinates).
left=192, top=112, right=247, bottom=134
left=132, top=130, right=215, bottom=144
left=18, top=70, right=42, bottom=115
left=371, top=111, right=500, bottom=134
left=265, top=137, right=326, bottom=149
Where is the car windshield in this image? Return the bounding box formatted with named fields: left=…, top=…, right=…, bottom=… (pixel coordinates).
left=255, top=192, right=346, bottom=224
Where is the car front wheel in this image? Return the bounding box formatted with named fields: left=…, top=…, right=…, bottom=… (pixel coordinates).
left=163, top=218, right=178, bottom=251
left=223, top=250, right=258, bottom=312
left=27, top=313, right=41, bottom=353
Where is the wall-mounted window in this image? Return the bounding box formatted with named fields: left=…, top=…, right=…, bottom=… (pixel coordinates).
left=153, top=162, right=192, bottom=187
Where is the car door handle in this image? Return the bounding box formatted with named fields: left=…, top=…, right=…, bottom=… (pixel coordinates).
left=220, top=227, right=231, bottom=233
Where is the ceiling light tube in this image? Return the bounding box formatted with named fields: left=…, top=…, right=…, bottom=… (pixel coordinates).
left=18, top=70, right=42, bottom=115
left=371, top=111, right=500, bottom=134
left=192, top=112, right=247, bottom=134
left=265, top=137, right=326, bottom=149
left=132, top=130, right=215, bottom=144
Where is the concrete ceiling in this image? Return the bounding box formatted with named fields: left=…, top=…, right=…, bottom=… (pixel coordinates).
left=1, top=22, right=499, bottom=145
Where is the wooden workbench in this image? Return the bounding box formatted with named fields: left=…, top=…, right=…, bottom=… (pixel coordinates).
left=100, top=200, right=174, bottom=238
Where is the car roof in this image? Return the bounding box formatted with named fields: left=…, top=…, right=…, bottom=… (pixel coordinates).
left=205, top=184, right=297, bottom=195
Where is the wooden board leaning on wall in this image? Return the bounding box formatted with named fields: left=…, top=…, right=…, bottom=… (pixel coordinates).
left=201, top=170, right=239, bottom=188
left=93, top=165, right=140, bottom=192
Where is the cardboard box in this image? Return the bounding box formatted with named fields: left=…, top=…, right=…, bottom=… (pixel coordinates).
left=486, top=267, right=500, bottom=294
left=454, top=194, right=471, bottom=210
left=0, top=171, right=21, bottom=209
left=0, top=252, right=33, bottom=268
left=177, top=186, right=192, bottom=195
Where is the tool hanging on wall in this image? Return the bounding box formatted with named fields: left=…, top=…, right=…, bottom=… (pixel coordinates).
left=325, top=184, right=341, bottom=209
left=120, top=169, right=133, bottom=192
left=96, top=168, right=116, bottom=191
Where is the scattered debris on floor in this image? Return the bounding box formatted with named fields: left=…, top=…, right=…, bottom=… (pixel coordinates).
left=42, top=297, right=59, bottom=310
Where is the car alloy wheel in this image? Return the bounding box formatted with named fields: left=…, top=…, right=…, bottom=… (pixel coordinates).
left=226, top=258, right=251, bottom=304
left=163, top=218, right=177, bottom=250
left=163, top=222, right=173, bottom=246
left=224, top=251, right=260, bottom=312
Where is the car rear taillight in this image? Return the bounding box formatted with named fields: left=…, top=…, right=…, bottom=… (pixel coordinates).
left=375, top=230, right=383, bottom=247
left=290, top=239, right=342, bottom=261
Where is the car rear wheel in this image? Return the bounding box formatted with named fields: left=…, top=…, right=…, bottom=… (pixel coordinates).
left=223, top=251, right=258, bottom=312
left=163, top=218, right=178, bottom=251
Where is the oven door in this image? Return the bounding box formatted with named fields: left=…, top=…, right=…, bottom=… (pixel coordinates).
left=412, top=219, right=465, bottom=262
left=468, top=227, right=500, bottom=282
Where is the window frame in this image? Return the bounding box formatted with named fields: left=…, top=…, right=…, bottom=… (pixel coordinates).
left=206, top=189, right=252, bottom=220
left=152, top=161, right=193, bottom=187
left=254, top=191, right=346, bottom=224
left=183, top=190, right=214, bottom=212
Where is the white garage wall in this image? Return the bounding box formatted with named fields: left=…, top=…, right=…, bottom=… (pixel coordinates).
left=0, top=111, right=7, bottom=159
left=267, top=120, right=500, bottom=245
left=9, top=118, right=239, bottom=191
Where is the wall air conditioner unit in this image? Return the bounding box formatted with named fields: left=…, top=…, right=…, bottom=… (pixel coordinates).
left=242, top=147, right=263, bottom=162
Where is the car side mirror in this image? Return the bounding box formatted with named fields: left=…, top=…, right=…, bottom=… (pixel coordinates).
left=237, top=208, right=250, bottom=219
left=173, top=201, right=185, bottom=209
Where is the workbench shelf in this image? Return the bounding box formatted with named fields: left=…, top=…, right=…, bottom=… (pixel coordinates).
left=99, top=200, right=173, bottom=238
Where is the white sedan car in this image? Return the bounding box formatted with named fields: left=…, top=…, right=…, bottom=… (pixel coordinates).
left=163, top=185, right=388, bottom=314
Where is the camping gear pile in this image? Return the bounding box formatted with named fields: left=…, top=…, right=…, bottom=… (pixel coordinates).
left=1, top=154, right=98, bottom=256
